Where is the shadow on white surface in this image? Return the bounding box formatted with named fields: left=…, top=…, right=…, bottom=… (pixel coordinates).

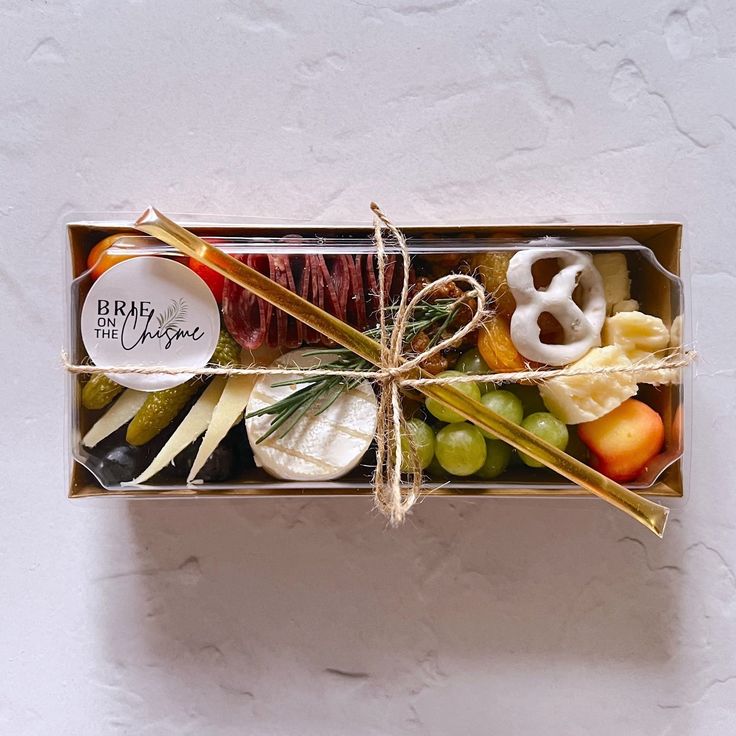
left=88, top=496, right=689, bottom=731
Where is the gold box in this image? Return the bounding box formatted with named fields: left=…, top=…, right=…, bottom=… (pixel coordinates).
left=66, top=219, right=686, bottom=500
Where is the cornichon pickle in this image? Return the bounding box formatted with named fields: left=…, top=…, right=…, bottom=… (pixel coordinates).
left=81, top=374, right=124, bottom=410
left=126, top=380, right=199, bottom=446
left=211, top=326, right=241, bottom=368
left=126, top=327, right=240, bottom=446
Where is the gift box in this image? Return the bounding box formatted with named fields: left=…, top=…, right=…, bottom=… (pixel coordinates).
left=65, top=214, right=688, bottom=511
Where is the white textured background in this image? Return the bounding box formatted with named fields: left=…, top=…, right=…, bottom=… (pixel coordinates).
left=1, top=1, right=734, bottom=734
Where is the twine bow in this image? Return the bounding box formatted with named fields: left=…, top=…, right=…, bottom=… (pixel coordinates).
left=369, top=202, right=488, bottom=523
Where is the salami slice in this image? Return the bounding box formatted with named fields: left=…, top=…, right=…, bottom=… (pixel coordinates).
left=345, top=255, right=366, bottom=331
left=328, top=255, right=350, bottom=323
left=224, top=248, right=407, bottom=350
left=309, top=255, right=327, bottom=345
left=297, top=255, right=318, bottom=345
left=269, top=255, right=292, bottom=349
left=222, top=254, right=272, bottom=350
left=313, top=255, right=340, bottom=345
left=361, top=254, right=378, bottom=319
left=285, top=254, right=306, bottom=348
left=363, top=253, right=399, bottom=324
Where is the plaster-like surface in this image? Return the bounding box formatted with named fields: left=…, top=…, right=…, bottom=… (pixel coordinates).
left=1, top=1, right=734, bottom=733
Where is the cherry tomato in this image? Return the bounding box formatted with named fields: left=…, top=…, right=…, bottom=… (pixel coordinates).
left=87, top=235, right=136, bottom=279
left=188, top=257, right=225, bottom=303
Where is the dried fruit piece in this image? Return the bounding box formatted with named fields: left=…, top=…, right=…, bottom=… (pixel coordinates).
left=477, top=314, right=526, bottom=372
left=578, top=398, right=665, bottom=482
left=469, top=251, right=515, bottom=317
left=539, top=345, right=638, bottom=424
left=82, top=374, right=124, bottom=410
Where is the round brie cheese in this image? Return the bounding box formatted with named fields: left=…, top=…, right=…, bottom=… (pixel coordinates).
left=245, top=349, right=378, bottom=481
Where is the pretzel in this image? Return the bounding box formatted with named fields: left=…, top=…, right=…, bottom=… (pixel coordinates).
left=506, top=248, right=606, bottom=366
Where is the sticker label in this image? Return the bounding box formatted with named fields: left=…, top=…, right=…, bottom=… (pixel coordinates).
left=81, top=257, right=221, bottom=391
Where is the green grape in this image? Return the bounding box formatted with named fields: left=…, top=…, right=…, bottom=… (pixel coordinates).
left=455, top=348, right=495, bottom=393
left=435, top=422, right=487, bottom=476
left=476, top=439, right=512, bottom=480
left=400, top=418, right=436, bottom=472
left=478, top=390, right=524, bottom=438
left=519, top=412, right=569, bottom=468
left=425, top=454, right=450, bottom=480
left=425, top=371, right=481, bottom=423
left=508, top=384, right=546, bottom=416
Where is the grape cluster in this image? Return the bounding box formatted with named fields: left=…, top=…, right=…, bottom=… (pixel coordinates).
left=401, top=348, right=571, bottom=481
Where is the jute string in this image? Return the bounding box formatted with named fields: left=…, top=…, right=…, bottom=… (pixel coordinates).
left=62, top=204, right=695, bottom=523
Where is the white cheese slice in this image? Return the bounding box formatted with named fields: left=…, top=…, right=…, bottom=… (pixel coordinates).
left=188, top=374, right=256, bottom=483
left=82, top=389, right=147, bottom=448
left=130, top=376, right=227, bottom=484
left=245, top=349, right=377, bottom=481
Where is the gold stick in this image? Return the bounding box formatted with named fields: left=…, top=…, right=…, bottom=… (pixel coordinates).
left=134, top=207, right=669, bottom=537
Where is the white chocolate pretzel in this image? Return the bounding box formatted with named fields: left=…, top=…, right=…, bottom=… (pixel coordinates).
left=506, top=247, right=606, bottom=365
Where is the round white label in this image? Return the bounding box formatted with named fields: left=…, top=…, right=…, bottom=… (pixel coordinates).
left=81, top=257, right=221, bottom=391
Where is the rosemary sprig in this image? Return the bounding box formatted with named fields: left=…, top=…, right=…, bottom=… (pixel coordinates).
left=246, top=298, right=468, bottom=443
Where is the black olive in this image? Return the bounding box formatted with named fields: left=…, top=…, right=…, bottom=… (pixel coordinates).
left=91, top=444, right=148, bottom=485
left=170, top=439, right=236, bottom=483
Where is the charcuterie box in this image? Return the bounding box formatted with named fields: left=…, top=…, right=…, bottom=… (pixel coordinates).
left=65, top=217, right=687, bottom=501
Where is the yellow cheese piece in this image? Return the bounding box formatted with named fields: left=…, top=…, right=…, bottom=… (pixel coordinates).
left=130, top=377, right=227, bottom=484
left=188, top=374, right=256, bottom=482
left=82, top=389, right=146, bottom=448
left=592, top=252, right=630, bottom=313
left=602, top=311, right=670, bottom=362
left=612, top=299, right=639, bottom=314
left=539, top=345, right=638, bottom=424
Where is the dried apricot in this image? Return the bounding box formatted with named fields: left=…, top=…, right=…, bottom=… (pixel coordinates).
left=469, top=251, right=515, bottom=318
left=477, top=314, right=526, bottom=372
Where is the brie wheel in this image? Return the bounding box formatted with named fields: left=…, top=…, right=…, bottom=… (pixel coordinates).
left=245, top=349, right=377, bottom=481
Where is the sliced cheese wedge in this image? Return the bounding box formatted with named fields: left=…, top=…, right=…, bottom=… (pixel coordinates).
left=82, top=389, right=147, bottom=448
left=539, top=345, right=638, bottom=424
left=188, top=374, right=256, bottom=482
left=246, top=349, right=378, bottom=481
left=130, top=377, right=227, bottom=485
